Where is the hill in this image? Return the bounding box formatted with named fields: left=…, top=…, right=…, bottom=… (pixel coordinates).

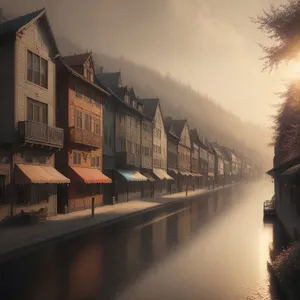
left=57, top=36, right=272, bottom=170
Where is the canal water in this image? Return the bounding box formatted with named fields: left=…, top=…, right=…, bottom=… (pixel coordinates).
left=0, top=179, right=286, bottom=300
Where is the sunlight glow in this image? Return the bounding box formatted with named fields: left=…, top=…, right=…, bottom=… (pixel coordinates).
left=282, top=60, right=300, bottom=80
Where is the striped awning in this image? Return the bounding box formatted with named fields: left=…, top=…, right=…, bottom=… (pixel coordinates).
left=15, top=164, right=70, bottom=184
left=168, top=168, right=178, bottom=174
left=70, top=167, right=112, bottom=184
left=141, top=172, right=155, bottom=182
left=153, top=168, right=174, bottom=180
left=192, top=173, right=202, bottom=177
left=179, top=171, right=193, bottom=176
left=117, top=170, right=148, bottom=182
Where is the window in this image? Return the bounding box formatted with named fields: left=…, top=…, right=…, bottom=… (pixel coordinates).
left=85, top=114, right=92, bottom=131
left=94, top=118, right=100, bottom=134
left=74, top=109, right=83, bottom=128
left=124, top=95, right=130, bottom=103
left=73, top=152, right=81, bottom=164
left=27, top=98, right=47, bottom=123
left=27, top=50, right=48, bottom=88
left=75, top=83, right=82, bottom=98
left=91, top=156, right=100, bottom=167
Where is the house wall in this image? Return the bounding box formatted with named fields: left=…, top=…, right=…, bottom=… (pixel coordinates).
left=15, top=19, right=56, bottom=127
left=0, top=42, right=15, bottom=143
left=191, top=142, right=199, bottom=173
left=115, top=110, right=141, bottom=168
left=103, top=96, right=115, bottom=158
left=141, top=119, right=153, bottom=169
left=167, top=135, right=178, bottom=170
left=276, top=175, right=300, bottom=240
left=153, top=106, right=167, bottom=170
left=178, top=123, right=191, bottom=172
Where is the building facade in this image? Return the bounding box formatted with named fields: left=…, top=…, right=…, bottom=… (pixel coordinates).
left=140, top=98, right=171, bottom=196
left=55, top=53, right=111, bottom=213
left=206, top=142, right=216, bottom=189
left=189, top=129, right=202, bottom=189
left=164, top=118, right=180, bottom=194
left=0, top=9, right=70, bottom=220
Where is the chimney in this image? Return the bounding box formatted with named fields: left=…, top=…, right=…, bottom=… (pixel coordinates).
left=99, top=66, right=104, bottom=73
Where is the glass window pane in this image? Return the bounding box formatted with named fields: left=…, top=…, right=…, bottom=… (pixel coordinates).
left=33, top=54, right=40, bottom=85
left=27, top=51, right=33, bottom=82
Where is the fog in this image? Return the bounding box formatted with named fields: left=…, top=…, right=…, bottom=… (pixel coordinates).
left=1, top=0, right=289, bottom=168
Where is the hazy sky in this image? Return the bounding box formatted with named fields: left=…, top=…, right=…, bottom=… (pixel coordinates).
left=2, top=0, right=298, bottom=127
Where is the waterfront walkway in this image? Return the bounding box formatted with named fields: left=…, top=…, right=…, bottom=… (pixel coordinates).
left=0, top=185, right=229, bottom=261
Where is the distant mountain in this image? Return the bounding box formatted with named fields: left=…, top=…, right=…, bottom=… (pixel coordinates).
left=59, top=36, right=272, bottom=170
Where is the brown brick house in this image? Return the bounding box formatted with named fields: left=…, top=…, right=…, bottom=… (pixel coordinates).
left=55, top=53, right=112, bottom=213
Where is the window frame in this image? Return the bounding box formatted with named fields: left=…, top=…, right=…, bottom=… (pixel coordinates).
left=27, top=50, right=48, bottom=89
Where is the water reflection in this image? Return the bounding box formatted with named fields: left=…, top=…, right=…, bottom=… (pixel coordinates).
left=0, top=180, right=286, bottom=300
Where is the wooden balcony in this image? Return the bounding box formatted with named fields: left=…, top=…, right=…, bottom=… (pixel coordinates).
left=18, top=121, right=64, bottom=148
left=69, top=127, right=102, bottom=148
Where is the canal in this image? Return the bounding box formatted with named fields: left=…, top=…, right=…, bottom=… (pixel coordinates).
left=0, top=179, right=286, bottom=300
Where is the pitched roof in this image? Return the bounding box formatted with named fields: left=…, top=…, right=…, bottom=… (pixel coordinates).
left=96, top=72, right=121, bottom=89
left=164, top=118, right=180, bottom=139
left=138, top=98, right=159, bottom=119
left=220, top=146, right=231, bottom=161
left=0, top=8, right=59, bottom=55
left=56, top=55, right=109, bottom=96
left=0, top=8, right=43, bottom=37
left=171, top=119, right=187, bottom=138
left=62, top=53, right=91, bottom=67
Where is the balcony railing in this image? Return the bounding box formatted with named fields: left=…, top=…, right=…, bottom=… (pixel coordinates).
left=18, top=121, right=64, bottom=148
left=69, top=127, right=101, bottom=148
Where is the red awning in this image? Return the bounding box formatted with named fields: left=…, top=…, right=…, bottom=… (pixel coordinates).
left=15, top=164, right=70, bottom=184
left=70, top=167, right=112, bottom=184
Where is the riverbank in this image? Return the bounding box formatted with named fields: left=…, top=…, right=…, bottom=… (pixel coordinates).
left=0, top=184, right=234, bottom=262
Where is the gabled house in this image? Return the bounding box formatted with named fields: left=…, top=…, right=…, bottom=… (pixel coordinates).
left=96, top=71, right=149, bottom=203
left=220, top=146, right=231, bottom=185
left=222, top=147, right=239, bottom=183
left=206, top=141, right=216, bottom=189
left=165, top=118, right=192, bottom=192
left=55, top=52, right=112, bottom=213
left=164, top=118, right=180, bottom=194
left=0, top=9, right=70, bottom=220
left=211, top=142, right=225, bottom=186
left=139, top=98, right=172, bottom=196
left=189, top=129, right=202, bottom=189
left=198, top=135, right=209, bottom=188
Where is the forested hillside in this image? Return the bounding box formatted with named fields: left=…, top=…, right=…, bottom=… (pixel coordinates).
left=57, top=36, right=272, bottom=169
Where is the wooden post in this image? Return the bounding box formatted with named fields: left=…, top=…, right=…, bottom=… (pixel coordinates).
left=91, top=197, right=95, bottom=217
left=127, top=182, right=129, bottom=202
left=186, top=176, right=188, bottom=196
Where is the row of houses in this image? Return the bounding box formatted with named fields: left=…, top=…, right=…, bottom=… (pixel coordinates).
left=0, top=9, right=260, bottom=220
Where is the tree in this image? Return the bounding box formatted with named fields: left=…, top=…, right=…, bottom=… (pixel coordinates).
left=254, top=0, right=300, bottom=70
left=254, top=0, right=300, bottom=162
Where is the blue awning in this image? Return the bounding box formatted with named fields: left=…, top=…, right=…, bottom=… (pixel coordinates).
left=117, top=170, right=148, bottom=182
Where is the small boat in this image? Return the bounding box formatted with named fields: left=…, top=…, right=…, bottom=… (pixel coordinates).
left=263, top=200, right=276, bottom=217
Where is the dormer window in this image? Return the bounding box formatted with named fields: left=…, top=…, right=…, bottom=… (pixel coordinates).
left=124, top=95, right=130, bottom=104
left=132, top=100, right=137, bottom=109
